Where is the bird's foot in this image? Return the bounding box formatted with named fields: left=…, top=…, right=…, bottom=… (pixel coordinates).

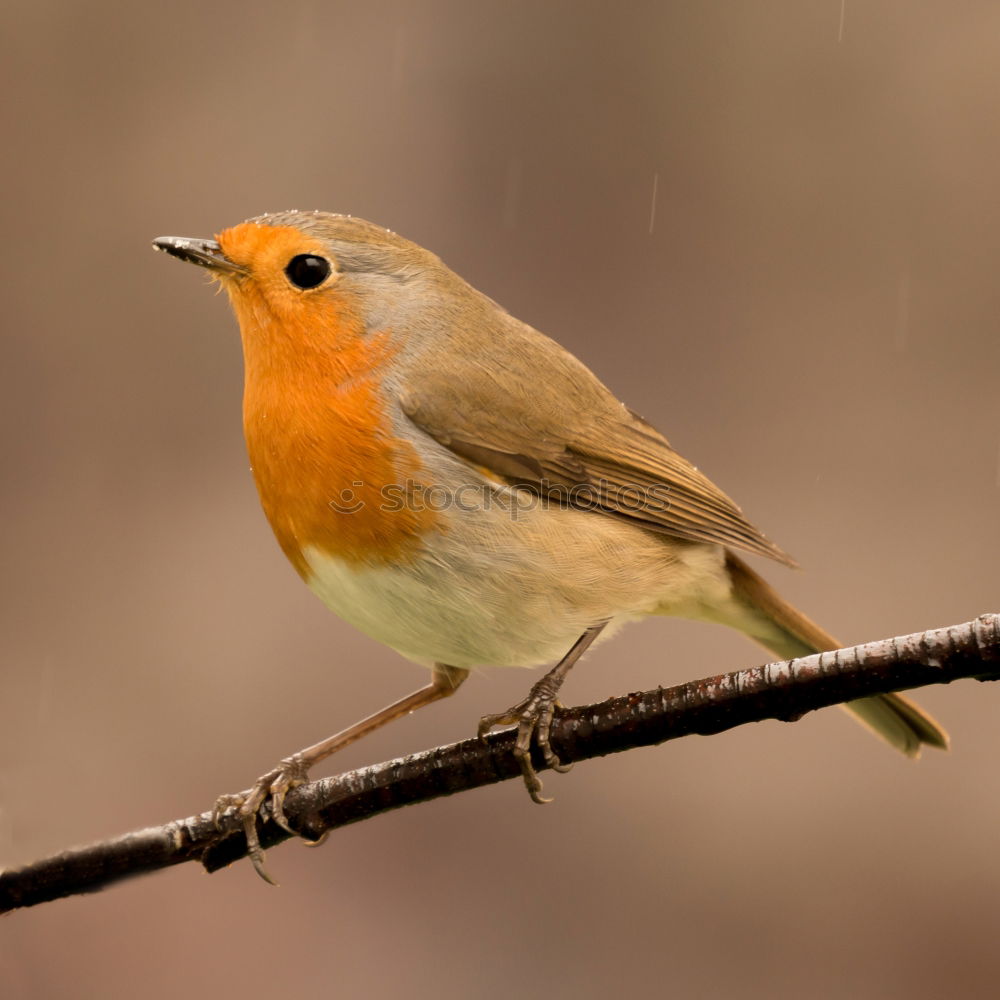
left=211, top=754, right=318, bottom=884
left=478, top=674, right=572, bottom=805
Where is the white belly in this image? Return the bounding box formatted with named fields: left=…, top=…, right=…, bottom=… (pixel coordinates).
left=302, top=501, right=734, bottom=670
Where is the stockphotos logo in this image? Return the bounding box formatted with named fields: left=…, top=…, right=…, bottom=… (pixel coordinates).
left=328, top=479, right=671, bottom=517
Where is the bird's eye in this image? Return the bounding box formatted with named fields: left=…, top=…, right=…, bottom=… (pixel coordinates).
left=284, top=254, right=331, bottom=289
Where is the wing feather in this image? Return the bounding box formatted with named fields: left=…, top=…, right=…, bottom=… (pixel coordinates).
left=397, top=315, right=795, bottom=566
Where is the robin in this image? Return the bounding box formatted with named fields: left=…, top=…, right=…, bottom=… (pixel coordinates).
left=154, top=212, right=948, bottom=881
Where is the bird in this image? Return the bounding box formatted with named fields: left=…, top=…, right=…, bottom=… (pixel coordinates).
left=153, top=211, right=948, bottom=880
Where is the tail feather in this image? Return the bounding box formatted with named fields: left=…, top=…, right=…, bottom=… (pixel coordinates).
left=723, top=552, right=948, bottom=756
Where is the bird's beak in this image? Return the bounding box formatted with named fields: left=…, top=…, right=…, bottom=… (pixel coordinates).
left=152, top=236, right=246, bottom=275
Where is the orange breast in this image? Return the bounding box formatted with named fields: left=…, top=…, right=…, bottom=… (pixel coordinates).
left=219, top=226, right=435, bottom=577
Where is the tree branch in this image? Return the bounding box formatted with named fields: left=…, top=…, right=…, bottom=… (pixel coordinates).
left=3, top=614, right=998, bottom=913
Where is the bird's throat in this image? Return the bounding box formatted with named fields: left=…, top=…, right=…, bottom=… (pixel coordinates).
left=234, top=298, right=433, bottom=577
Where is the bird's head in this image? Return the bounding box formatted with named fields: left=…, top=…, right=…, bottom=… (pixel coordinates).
left=154, top=211, right=446, bottom=358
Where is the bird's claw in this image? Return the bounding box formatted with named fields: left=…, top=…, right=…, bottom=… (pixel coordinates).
left=479, top=679, right=572, bottom=805
left=211, top=754, right=313, bottom=884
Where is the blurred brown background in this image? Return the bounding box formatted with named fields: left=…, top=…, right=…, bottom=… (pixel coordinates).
left=2, top=1, right=999, bottom=997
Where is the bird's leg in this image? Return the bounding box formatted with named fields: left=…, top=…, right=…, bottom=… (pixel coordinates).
left=214, top=663, right=468, bottom=883
left=478, top=621, right=607, bottom=804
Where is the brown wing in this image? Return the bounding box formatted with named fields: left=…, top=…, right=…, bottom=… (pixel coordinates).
left=397, top=320, right=795, bottom=567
